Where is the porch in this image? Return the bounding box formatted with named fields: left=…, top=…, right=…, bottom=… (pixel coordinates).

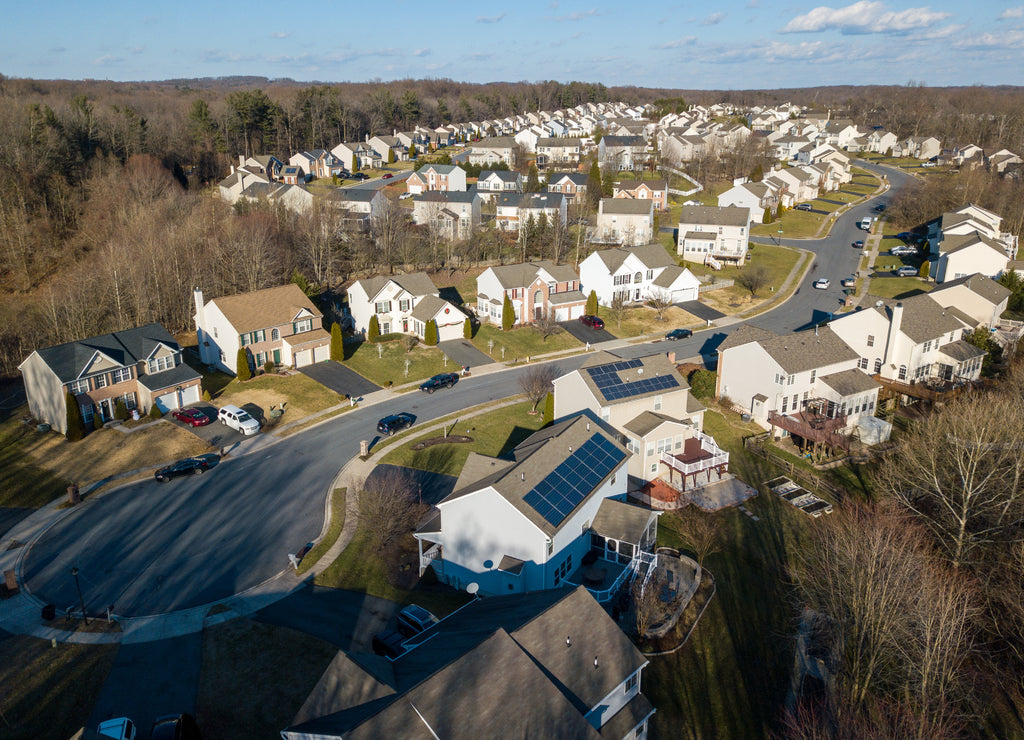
left=659, top=431, right=730, bottom=491
left=564, top=547, right=658, bottom=604
left=768, top=400, right=850, bottom=452
left=871, top=374, right=979, bottom=404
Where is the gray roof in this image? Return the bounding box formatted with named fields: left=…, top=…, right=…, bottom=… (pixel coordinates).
left=497, top=192, right=566, bottom=210
left=414, top=187, right=479, bottom=205
left=487, top=260, right=579, bottom=289
left=940, top=231, right=1009, bottom=257
left=684, top=230, right=717, bottom=240
left=869, top=294, right=969, bottom=344
left=679, top=204, right=750, bottom=228
left=601, top=135, right=644, bottom=147
left=327, top=188, right=378, bottom=203
left=352, top=272, right=439, bottom=301
left=409, top=295, right=460, bottom=323
left=929, top=273, right=1011, bottom=307
left=614, top=179, right=666, bottom=192
left=479, top=170, right=520, bottom=183
left=592, top=500, right=656, bottom=550
left=416, top=163, right=462, bottom=176
left=135, top=362, right=202, bottom=392
left=601, top=198, right=653, bottom=216
left=937, top=339, right=985, bottom=363
left=758, top=326, right=858, bottom=374
left=548, top=172, right=589, bottom=187
left=578, top=352, right=689, bottom=406
left=593, top=243, right=676, bottom=273
left=548, top=289, right=587, bottom=306
left=29, top=323, right=185, bottom=384
left=623, top=410, right=681, bottom=437
left=817, top=369, right=880, bottom=397
left=538, top=137, right=582, bottom=147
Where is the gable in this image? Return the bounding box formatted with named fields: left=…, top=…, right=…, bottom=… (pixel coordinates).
left=83, top=351, right=122, bottom=376
left=146, top=342, right=177, bottom=361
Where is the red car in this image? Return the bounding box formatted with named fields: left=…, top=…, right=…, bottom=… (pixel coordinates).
left=382, top=173, right=394, bottom=179
left=580, top=315, right=605, bottom=329
left=172, top=408, right=211, bottom=427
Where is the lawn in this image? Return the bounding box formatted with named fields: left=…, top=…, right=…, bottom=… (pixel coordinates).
left=600, top=305, right=702, bottom=339
left=0, top=413, right=73, bottom=507
left=0, top=636, right=119, bottom=740
left=751, top=209, right=825, bottom=239
left=342, top=339, right=452, bottom=387
left=471, top=322, right=582, bottom=361
left=216, top=372, right=343, bottom=421
left=195, top=618, right=338, bottom=740
left=381, top=400, right=546, bottom=476
left=866, top=276, right=930, bottom=299
left=693, top=243, right=804, bottom=316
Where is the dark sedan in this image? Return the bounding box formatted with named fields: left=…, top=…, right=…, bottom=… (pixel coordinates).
left=154, top=457, right=210, bottom=483
left=171, top=407, right=211, bottom=427
left=852, top=240, right=864, bottom=249
left=377, top=412, right=415, bottom=436
left=580, top=314, right=605, bottom=329
left=665, top=328, right=693, bottom=340
left=419, top=373, right=459, bottom=393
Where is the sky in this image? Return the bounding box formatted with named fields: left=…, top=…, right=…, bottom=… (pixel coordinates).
left=2, top=1, right=1021, bottom=90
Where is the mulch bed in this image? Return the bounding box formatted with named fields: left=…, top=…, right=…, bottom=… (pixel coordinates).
left=638, top=574, right=716, bottom=654
left=410, top=435, right=474, bottom=450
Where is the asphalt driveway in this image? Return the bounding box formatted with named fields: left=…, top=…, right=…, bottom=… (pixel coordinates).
left=676, top=300, right=726, bottom=322
left=299, top=360, right=381, bottom=399
left=166, top=404, right=248, bottom=447
left=438, top=339, right=494, bottom=368
left=558, top=320, right=614, bottom=344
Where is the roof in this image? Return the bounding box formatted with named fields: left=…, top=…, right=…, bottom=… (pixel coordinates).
left=937, top=339, right=985, bottom=363
left=578, top=352, right=688, bottom=406
left=135, top=362, right=202, bottom=392
left=600, top=135, right=644, bottom=147
left=497, top=192, right=566, bottom=210
left=615, top=179, right=666, bottom=192
left=548, top=172, right=589, bottom=186
left=326, top=188, right=379, bottom=203
left=29, top=323, right=184, bottom=383
left=548, top=289, right=587, bottom=306
left=479, top=169, right=520, bottom=183
left=352, top=272, right=439, bottom=301
left=409, top=295, right=460, bottom=323
left=679, top=204, right=749, bottom=228
left=929, top=273, right=1011, bottom=307
left=486, top=260, right=579, bottom=289
left=871, top=294, right=969, bottom=343
left=622, top=410, right=683, bottom=438
left=207, top=284, right=322, bottom=334
left=593, top=243, right=676, bottom=274
left=415, top=163, right=461, bottom=176
left=684, top=230, right=717, bottom=240
left=758, top=326, right=858, bottom=374
left=601, top=199, right=653, bottom=216
left=817, top=369, right=880, bottom=397
left=599, top=694, right=656, bottom=740
left=941, top=231, right=1010, bottom=258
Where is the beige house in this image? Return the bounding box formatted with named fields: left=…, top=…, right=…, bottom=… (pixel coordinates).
left=594, top=199, right=654, bottom=247
left=19, top=323, right=202, bottom=433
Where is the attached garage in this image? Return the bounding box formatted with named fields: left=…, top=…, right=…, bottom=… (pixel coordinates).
left=313, top=344, right=330, bottom=363
left=294, top=349, right=313, bottom=368
left=154, top=384, right=200, bottom=412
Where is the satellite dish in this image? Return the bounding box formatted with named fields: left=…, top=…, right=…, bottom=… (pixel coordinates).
left=467, top=583, right=479, bottom=595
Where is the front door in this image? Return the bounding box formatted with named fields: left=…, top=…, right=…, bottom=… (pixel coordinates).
left=273, top=349, right=281, bottom=364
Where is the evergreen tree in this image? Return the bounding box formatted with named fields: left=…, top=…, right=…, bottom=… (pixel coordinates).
left=367, top=315, right=380, bottom=342
left=586, top=290, right=598, bottom=316
left=351, top=154, right=358, bottom=173
left=919, top=261, right=930, bottom=279
left=749, top=164, right=764, bottom=182
left=387, top=149, right=396, bottom=164
left=424, top=319, right=439, bottom=346
left=502, top=295, right=515, bottom=331
left=525, top=164, right=541, bottom=193
left=148, top=403, right=163, bottom=421
left=586, top=161, right=602, bottom=211
left=114, top=398, right=129, bottom=422
left=762, top=206, right=773, bottom=224
left=93, top=411, right=104, bottom=431
left=330, top=322, right=344, bottom=361
left=65, top=391, right=84, bottom=441
left=463, top=317, right=473, bottom=340
left=236, top=348, right=252, bottom=381
left=409, top=143, right=417, bottom=159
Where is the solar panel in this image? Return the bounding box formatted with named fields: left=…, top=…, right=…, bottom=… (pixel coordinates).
left=586, top=360, right=680, bottom=402
left=523, top=435, right=626, bottom=527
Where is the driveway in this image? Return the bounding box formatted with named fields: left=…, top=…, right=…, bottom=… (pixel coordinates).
left=558, top=320, right=614, bottom=345
left=676, top=300, right=726, bottom=322
left=438, top=339, right=494, bottom=369
left=299, top=361, right=381, bottom=399
left=166, top=404, right=248, bottom=447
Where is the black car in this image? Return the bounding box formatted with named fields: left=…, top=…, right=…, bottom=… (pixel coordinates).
left=873, top=203, right=886, bottom=212
left=420, top=373, right=458, bottom=393
left=377, top=412, right=415, bottom=436
left=665, top=328, right=693, bottom=340
left=852, top=240, right=864, bottom=249
left=151, top=713, right=202, bottom=740
left=154, top=457, right=210, bottom=483
left=372, top=629, right=406, bottom=658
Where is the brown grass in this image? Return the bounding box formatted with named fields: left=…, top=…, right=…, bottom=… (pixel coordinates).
left=0, top=636, right=118, bottom=740
left=195, top=619, right=338, bottom=740
left=216, top=373, right=341, bottom=422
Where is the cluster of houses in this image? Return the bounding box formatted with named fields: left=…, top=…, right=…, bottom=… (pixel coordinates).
left=925, top=203, right=1020, bottom=284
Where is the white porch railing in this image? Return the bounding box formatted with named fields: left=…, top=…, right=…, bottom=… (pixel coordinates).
left=660, top=431, right=730, bottom=475
left=419, top=543, right=441, bottom=576
left=572, top=550, right=659, bottom=603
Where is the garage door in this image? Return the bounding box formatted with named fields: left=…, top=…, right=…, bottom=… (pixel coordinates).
left=569, top=305, right=584, bottom=320
left=155, top=391, right=179, bottom=413
left=294, top=350, right=313, bottom=367
left=554, top=307, right=569, bottom=322
left=313, top=345, right=330, bottom=363
left=181, top=385, right=201, bottom=406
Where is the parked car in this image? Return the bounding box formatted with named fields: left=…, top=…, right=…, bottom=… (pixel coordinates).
left=873, top=203, right=886, bottom=212
left=896, top=231, right=912, bottom=241
left=921, top=161, right=937, bottom=167
left=813, top=278, right=830, bottom=290
left=890, top=246, right=916, bottom=256
left=98, top=718, right=137, bottom=740
left=665, top=328, right=693, bottom=340
left=377, top=412, right=414, bottom=436
left=895, top=266, right=918, bottom=277
left=372, top=629, right=406, bottom=658
left=382, top=173, right=394, bottom=179
left=841, top=277, right=856, bottom=288
left=396, top=604, right=439, bottom=637
left=420, top=373, right=458, bottom=393
left=154, top=457, right=210, bottom=483
left=399, top=192, right=412, bottom=199
left=794, top=203, right=813, bottom=211
left=579, top=314, right=605, bottom=329
left=171, top=408, right=210, bottom=427
left=217, top=404, right=260, bottom=435
left=150, top=713, right=202, bottom=740
left=852, top=240, right=864, bottom=249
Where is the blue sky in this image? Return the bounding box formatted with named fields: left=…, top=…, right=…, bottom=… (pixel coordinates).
left=2, top=1, right=1021, bottom=89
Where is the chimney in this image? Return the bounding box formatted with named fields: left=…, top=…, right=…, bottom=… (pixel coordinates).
left=193, top=288, right=206, bottom=338
left=667, top=351, right=676, bottom=364
left=883, top=302, right=904, bottom=368
left=238, top=154, right=245, bottom=166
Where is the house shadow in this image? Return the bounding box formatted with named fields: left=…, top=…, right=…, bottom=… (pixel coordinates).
left=438, top=286, right=464, bottom=307
left=794, top=309, right=836, bottom=332
left=497, top=424, right=543, bottom=458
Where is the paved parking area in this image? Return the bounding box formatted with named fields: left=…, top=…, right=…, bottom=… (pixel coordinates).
left=438, top=339, right=494, bottom=368
left=165, top=404, right=248, bottom=447
left=299, top=361, right=381, bottom=399
left=558, top=320, right=614, bottom=344
left=676, top=300, right=726, bottom=322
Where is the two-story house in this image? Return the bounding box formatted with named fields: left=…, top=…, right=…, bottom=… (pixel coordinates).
left=475, top=169, right=522, bottom=202
left=405, top=164, right=468, bottom=195
left=289, top=150, right=345, bottom=180
left=495, top=192, right=567, bottom=232
left=476, top=261, right=586, bottom=324
left=347, top=272, right=465, bottom=343
left=535, top=137, right=583, bottom=169
left=929, top=204, right=1019, bottom=283
left=546, top=172, right=589, bottom=202
left=282, top=586, right=655, bottom=740
left=19, top=323, right=202, bottom=432
left=330, top=141, right=381, bottom=171
left=594, top=199, right=655, bottom=247
left=322, top=188, right=385, bottom=230
left=677, top=205, right=750, bottom=266
left=716, top=180, right=782, bottom=225
left=367, top=134, right=407, bottom=163
left=598, top=135, right=647, bottom=171
left=193, top=284, right=331, bottom=375
left=579, top=243, right=699, bottom=306
left=412, top=189, right=482, bottom=241
left=612, top=180, right=667, bottom=210
left=468, top=136, right=518, bottom=166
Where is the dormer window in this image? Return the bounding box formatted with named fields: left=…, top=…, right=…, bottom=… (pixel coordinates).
left=149, top=355, right=175, bottom=374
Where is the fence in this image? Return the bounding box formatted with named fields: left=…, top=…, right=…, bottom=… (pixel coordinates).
left=744, top=433, right=846, bottom=503
left=698, top=279, right=734, bottom=293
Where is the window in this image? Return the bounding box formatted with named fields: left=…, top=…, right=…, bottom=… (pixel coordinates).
left=858, top=357, right=869, bottom=370
left=656, top=437, right=672, bottom=454
left=252, top=329, right=266, bottom=343
left=898, top=365, right=908, bottom=381
left=553, top=554, right=572, bottom=583
left=646, top=443, right=655, bottom=457
left=240, top=333, right=251, bottom=347
left=793, top=394, right=799, bottom=409
left=212, top=327, right=218, bottom=339
left=271, top=328, right=279, bottom=341
left=93, top=374, right=108, bottom=389
left=613, top=274, right=630, bottom=286
left=294, top=318, right=312, bottom=333
left=80, top=404, right=94, bottom=423
left=787, top=374, right=795, bottom=386
left=255, top=352, right=267, bottom=367
left=121, top=392, right=137, bottom=410
left=802, top=391, right=809, bottom=404
left=70, top=378, right=89, bottom=395
left=399, top=299, right=411, bottom=312
left=112, top=367, right=132, bottom=384
left=809, top=369, right=816, bottom=384
left=654, top=395, right=663, bottom=411
left=782, top=396, right=788, bottom=413
left=775, top=373, right=784, bottom=385
left=219, top=351, right=226, bottom=362
left=650, top=462, right=658, bottom=474
left=646, top=269, right=654, bottom=280
left=374, top=301, right=391, bottom=314
left=867, top=334, right=875, bottom=347
left=626, top=672, right=639, bottom=694
left=634, top=272, right=642, bottom=283
left=149, top=355, right=174, bottom=374
left=873, top=358, right=882, bottom=374
left=601, top=407, right=610, bottom=422
left=923, top=340, right=932, bottom=353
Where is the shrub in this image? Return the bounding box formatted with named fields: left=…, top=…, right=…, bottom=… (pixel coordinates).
left=387, top=149, right=396, bottom=164
left=331, top=322, right=344, bottom=361
left=148, top=404, right=163, bottom=421
left=463, top=317, right=473, bottom=340
left=93, top=412, right=104, bottom=431
left=424, top=319, right=439, bottom=346
left=236, top=348, right=252, bottom=381
left=263, top=361, right=275, bottom=374
left=65, top=392, right=84, bottom=441
left=502, top=295, right=514, bottom=331
left=918, top=261, right=930, bottom=279
left=586, top=290, right=598, bottom=316
left=762, top=206, right=772, bottom=224
left=688, top=369, right=717, bottom=400
left=114, top=399, right=129, bottom=422
left=367, top=315, right=380, bottom=342
left=403, top=335, right=419, bottom=352
left=202, top=389, right=212, bottom=403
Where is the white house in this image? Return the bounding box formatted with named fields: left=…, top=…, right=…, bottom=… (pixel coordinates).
left=677, top=205, right=751, bottom=266
left=347, top=272, right=465, bottom=343
left=476, top=261, right=586, bottom=324
left=580, top=243, right=699, bottom=306
left=475, top=169, right=522, bottom=201
left=926, top=274, right=1011, bottom=330
left=717, top=181, right=781, bottom=225
left=594, top=199, right=654, bottom=247
left=412, top=189, right=481, bottom=241
left=495, top=192, right=567, bottom=232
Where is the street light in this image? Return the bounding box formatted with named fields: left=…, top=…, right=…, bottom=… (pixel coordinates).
left=71, top=566, right=89, bottom=625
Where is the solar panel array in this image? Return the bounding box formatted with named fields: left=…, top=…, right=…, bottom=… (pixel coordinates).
left=523, top=435, right=625, bottom=527
left=586, top=359, right=680, bottom=401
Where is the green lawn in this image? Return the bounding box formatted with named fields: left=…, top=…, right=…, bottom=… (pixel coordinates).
left=343, top=340, right=453, bottom=386
left=0, top=414, right=73, bottom=508
left=471, top=323, right=582, bottom=361
left=752, top=208, right=825, bottom=238
left=381, top=400, right=546, bottom=476
left=866, top=276, right=930, bottom=299
left=217, top=371, right=343, bottom=417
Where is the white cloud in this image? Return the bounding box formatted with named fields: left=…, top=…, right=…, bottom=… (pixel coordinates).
left=702, top=12, right=725, bottom=25
left=548, top=8, right=598, bottom=21
left=707, top=39, right=885, bottom=65
left=998, top=7, right=1024, bottom=20
left=655, top=37, right=697, bottom=49
left=952, top=30, right=1024, bottom=49
left=271, top=31, right=290, bottom=39
left=781, top=1, right=950, bottom=35
left=93, top=55, right=123, bottom=66
left=476, top=12, right=505, bottom=23
left=412, top=48, right=431, bottom=57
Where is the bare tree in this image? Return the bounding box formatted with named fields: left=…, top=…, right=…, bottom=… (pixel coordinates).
left=517, top=363, right=558, bottom=411
left=632, top=571, right=665, bottom=638
left=606, top=293, right=628, bottom=329
left=736, top=263, right=770, bottom=298
left=646, top=289, right=673, bottom=322
left=532, top=311, right=563, bottom=342
left=371, top=196, right=408, bottom=274
left=359, top=467, right=426, bottom=554
left=671, top=505, right=721, bottom=566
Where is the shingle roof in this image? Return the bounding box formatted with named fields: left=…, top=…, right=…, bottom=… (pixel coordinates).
left=817, top=369, right=880, bottom=397
left=601, top=199, right=653, bottom=216
left=409, top=295, right=461, bottom=323
left=600, top=135, right=644, bottom=147
left=486, top=260, right=579, bottom=289
left=615, top=179, right=666, bottom=192
left=135, top=362, right=201, bottom=392
left=207, top=284, right=322, bottom=335
left=679, top=204, right=749, bottom=228
left=871, top=294, right=969, bottom=344
left=352, top=272, right=439, bottom=302
left=622, top=410, right=680, bottom=437
left=577, top=352, right=689, bottom=406
left=715, top=324, right=778, bottom=353
left=937, top=339, right=985, bottom=363
left=929, top=273, right=1011, bottom=307
left=758, top=326, right=858, bottom=374
left=29, top=323, right=184, bottom=383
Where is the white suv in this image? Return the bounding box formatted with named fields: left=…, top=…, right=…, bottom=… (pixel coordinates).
left=217, top=404, right=260, bottom=435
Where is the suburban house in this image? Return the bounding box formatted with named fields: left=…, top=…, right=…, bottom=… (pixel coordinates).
left=715, top=324, right=885, bottom=450
left=289, top=150, right=345, bottom=180
left=594, top=199, right=655, bottom=247
left=598, top=135, right=647, bottom=171
left=411, top=189, right=482, bottom=241
left=415, top=414, right=660, bottom=604
left=405, top=164, right=468, bottom=195
left=662, top=134, right=709, bottom=164
left=282, top=587, right=655, bottom=740
left=19, top=323, right=202, bottom=432
left=347, top=272, right=465, bottom=343
left=331, top=141, right=381, bottom=171
left=193, top=284, right=331, bottom=375
left=579, top=243, right=699, bottom=306
left=866, top=130, right=898, bottom=154
left=546, top=172, right=589, bottom=202
left=468, top=137, right=518, bottom=166
left=322, top=188, right=385, bottom=230
left=553, top=353, right=719, bottom=491
left=218, top=165, right=270, bottom=204
left=535, top=137, right=583, bottom=168
left=367, top=134, right=407, bottom=162
left=894, top=136, right=941, bottom=160
left=612, top=180, right=667, bottom=210
left=476, top=261, right=586, bottom=324
left=716, top=180, right=782, bottom=224
left=769, top=167, right=817, bottom=204
left=928, top=204, right=1019, bottom=283
left=238, top=154, right=284, bottom=180
left=926, top=274, right=1011, bottom=330
left=280, top=165, right=304, bottom=185
left=495, top=192, right=568, bottom=232
left=676, top=205, right=751, bottom=267
left=475, top=169, right=523, bottom=201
